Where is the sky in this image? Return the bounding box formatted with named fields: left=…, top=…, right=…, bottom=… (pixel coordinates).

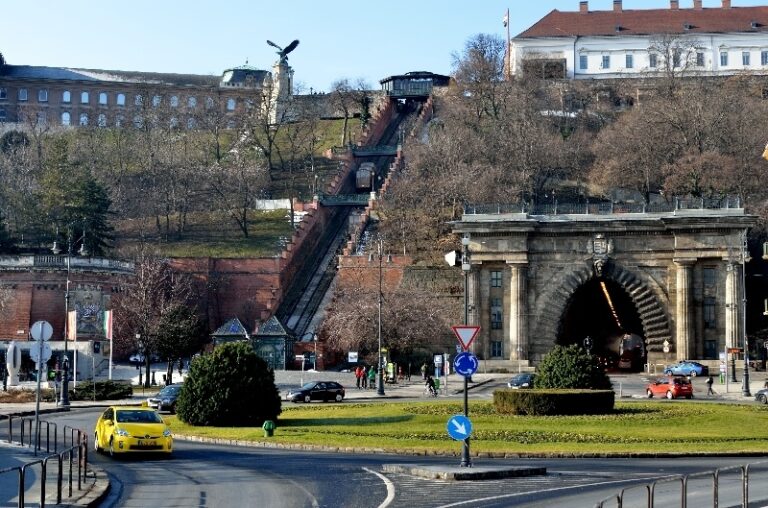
left=2, top=0, right=768, bottom=93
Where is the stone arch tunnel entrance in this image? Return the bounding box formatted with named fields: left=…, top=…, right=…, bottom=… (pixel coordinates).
left=558, top=277, right=645, bottom=371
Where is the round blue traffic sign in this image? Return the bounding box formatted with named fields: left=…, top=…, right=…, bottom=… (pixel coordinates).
left=453, top=352, right=478, bottom=377
left=446, top=414, right=473, bottom=441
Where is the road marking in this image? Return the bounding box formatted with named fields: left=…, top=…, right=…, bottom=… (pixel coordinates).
left=282, top=478, right=319, bottom=508
left=363, top=467, right=396, bottom=508
left=432, top=477, right=659, bottom=508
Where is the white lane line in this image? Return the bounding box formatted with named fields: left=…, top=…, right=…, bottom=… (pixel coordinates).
left=283, top=477, right=320, bottom=508
left=433, top=477, right=657, bottom=508
left=363, top=467, right=396, bottom=508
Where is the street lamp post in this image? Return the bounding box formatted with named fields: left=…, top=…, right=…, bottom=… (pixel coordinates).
left=369, top=239, right=390, bottom=396
left=741, top=231, right=751, bottom=397
left=313, top=333, right=318, bottom=370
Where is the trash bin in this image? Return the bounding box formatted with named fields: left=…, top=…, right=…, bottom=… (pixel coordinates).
left=434, top=378, right=441, bottom=393
left=262, top=420, right=275, bottom=437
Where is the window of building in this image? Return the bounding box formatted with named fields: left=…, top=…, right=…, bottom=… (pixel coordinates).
left=61, top=112, right=71, bottom=126
left=80, top=91, right=89, bottom=104
left=115, top=114, right=124, bottom=127
left=703, top=267, right=716, bottom=288
left=133, top=116, right=143, bottom=128
left=35, top=112, right=46, bottom=126
left=170, top=117, right=178, bottom=128
left=491, top=298, right=503, bottom=330
left=116, top=93, right=125, bottom=106
left=0, top=108, right=5, bottom=121
left=649, top=53, right=658, bottom=68
left=170, top=96, right=179, bottom=108
left=188, top=96, right=197, bottom=108
left=18, top=88, right=28, bottom=101
left=38, top=89, right=48, bottom=102
left=579, top=54, right=588, bottom=70
left=720, top=51, right=729, bottom=66
left=205, top=97, right=215, bottom=109
left=0, top=88, right=6, bottom=100
left=696, top=52, right=705, bottom=67
left=491, top=341, right=503, bottom=358
left=226, top=98, right=236, bottom=111
left=673, top=49, right=682, bottom=68
left=762, top=51, right=768, bottom=66
left=187, top=117, right=196, bottom=129
left=79, top=113, right=88, bottom=126
left=625, top=54, right=633, bottom=69
left=743, top=51, right=751, bottom=66
left=135, top=94, right=143, bottom=106
left=97, top=113, right=107, bottom=127
left=99, top=92, right=108, bottom=105
left=62, top=90, right=71, bottom=103
left=703, top=297, right=716, bottom=329
left=601, top=55, right=610, bottom=69
left=152, top=95, right=161, bottom=107
left=490, top=270, right=502, bottom=288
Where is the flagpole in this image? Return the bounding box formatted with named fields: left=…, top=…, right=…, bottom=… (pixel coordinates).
left=506, top=8, right=511, bottom=80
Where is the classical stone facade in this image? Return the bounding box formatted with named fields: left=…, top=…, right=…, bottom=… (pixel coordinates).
left=452, top=199, right=755, bottom=368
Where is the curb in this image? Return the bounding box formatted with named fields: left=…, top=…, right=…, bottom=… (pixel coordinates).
left=59, top=465, right=111, bottom=508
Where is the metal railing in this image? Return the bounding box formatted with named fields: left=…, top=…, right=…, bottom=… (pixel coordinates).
left=594, top=460, right=768, bottom=507
left=1, top=416, right=89, bottom=507
left=464, top=197, right=742, bottom=217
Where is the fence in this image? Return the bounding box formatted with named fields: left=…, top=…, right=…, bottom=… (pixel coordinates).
left=594, top=460, right=768, bottom=507
left=0, top=415, right=89, bottom=507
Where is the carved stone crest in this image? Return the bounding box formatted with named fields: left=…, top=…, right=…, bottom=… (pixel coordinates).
left=587, top=233, right=613, bottom=276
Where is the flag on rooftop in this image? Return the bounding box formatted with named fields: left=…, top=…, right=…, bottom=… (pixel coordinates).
left=503, top=9, right=509, bottom=28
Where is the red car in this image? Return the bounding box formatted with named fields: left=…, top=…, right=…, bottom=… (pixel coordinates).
left=646, top=376, right=693, bottom=399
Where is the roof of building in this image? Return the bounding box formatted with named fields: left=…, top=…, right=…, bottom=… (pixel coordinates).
left=516, top=5, right=768, bottom=38
left=0, top=64, right=222, bottom=87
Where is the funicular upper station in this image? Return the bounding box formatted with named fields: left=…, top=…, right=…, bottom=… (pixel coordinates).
left=452, top=198, right=754, bottom=371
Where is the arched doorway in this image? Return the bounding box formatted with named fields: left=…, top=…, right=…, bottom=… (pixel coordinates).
left=558, top=277, right=645, bottom=371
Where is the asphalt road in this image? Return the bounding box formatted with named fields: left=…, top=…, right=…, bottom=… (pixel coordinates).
left=14, top=408, right=765, bottom=508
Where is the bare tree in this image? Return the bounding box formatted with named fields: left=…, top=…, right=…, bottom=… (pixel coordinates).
left=329, top=78, right=368, bottom=146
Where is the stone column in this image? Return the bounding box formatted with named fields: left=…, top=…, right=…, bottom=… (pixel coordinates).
left=508, top=263, right=528, bottom=360
left=467, top=269, right=480, bottom=326
left=725, top=262, right=740, bottom=349
left=674, top=260, right=694, bottom=360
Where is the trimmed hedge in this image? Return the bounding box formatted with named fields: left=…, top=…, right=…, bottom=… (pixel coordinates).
left=494, top=389, right=615, bottom=416
left=69, top=380, right=133, bottom=401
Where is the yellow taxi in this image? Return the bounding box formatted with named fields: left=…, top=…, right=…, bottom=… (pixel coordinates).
left=94, top=406, right=173, bottom=456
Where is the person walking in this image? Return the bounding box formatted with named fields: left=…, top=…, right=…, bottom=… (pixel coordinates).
left=706, top=375, right=715, bottom=396
left=368, top=365, right=376, bottom=390
left=420, top=363, right=427, bottom=381
left=355, top=365, right=363, bottom=389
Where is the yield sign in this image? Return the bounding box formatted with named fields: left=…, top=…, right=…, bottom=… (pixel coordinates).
left=452, top=325, right=480, bottom=351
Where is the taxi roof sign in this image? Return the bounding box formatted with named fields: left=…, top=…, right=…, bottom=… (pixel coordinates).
left=452, top=325, right=480, bottom=351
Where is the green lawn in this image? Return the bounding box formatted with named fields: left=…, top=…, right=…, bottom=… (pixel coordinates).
left=168, top=400, right=768, bottom=456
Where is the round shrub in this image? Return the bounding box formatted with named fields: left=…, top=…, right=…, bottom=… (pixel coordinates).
left=534, top=344, right=612, bottom=390
left=176, top=342, right=282, bottom=427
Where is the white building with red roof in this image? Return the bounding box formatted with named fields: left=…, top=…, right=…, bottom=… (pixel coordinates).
left=511, top=0, right=768, bottom=79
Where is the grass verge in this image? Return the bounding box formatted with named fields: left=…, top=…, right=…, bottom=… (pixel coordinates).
left=167, top=400, right=768, bottom=456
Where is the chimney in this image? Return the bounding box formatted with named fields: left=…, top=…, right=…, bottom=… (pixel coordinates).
left=670, top=0, right=679, bottom=10
left=580, top=1, right=588, bottom=14
left=694, top=0, right=702, bottom=9
left=613, top=0, right=622, bottom=12
left=722, top=0, right=731, bottom=8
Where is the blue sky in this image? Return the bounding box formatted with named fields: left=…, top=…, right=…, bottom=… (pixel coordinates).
left=2, top=1, right=766, bottom=93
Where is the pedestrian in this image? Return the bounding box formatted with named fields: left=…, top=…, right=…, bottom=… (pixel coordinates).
left=420, top=363, right=427, bottom=381
left=178, top=359, right=183, bottom=376
left=406, top=362, right=412, bottom=381
left=706, top=375, right=715, bottom=396
left=355, top=365, right=363, bottom=389
left=368, top=365, right=376, bottom=389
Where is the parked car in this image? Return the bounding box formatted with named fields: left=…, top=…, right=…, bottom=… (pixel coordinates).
left=646, top=376, right=693, bottom=399
left=94, top=406, right=173, bottom=456
left=507, top=373, right=535, bottom=389
left=147, top=384, right=183, bottom=413
left=663, top=361, right=709, bottom=377
left=129, top=352, right=160, bottom=364
left=285, top=381, right=345, bottom=403
left=756, top=388, right=768, bottom=404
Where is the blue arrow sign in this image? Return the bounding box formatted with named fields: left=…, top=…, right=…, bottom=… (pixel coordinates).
left=446, top=414, right=473, bottom=441
left=453, top=352, right=478, bottom=377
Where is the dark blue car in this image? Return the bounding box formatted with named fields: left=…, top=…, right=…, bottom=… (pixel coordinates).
left=664, top=361, right=709, bottom=377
